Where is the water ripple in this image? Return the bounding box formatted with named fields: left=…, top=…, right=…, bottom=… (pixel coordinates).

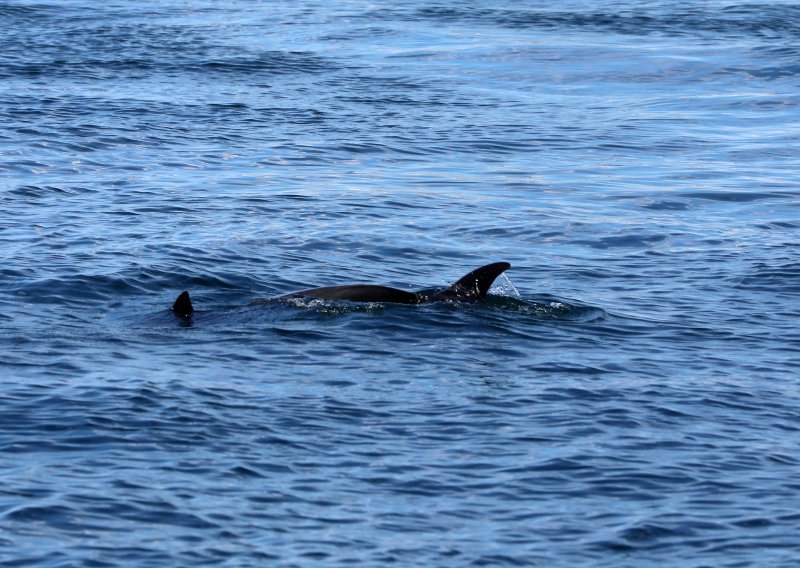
left=3, top=0, right=800, bottom=566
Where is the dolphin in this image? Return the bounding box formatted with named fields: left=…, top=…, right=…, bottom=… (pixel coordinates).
left=171, top=262, right=511, bottom=318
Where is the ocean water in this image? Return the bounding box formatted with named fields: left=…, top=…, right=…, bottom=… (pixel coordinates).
left=1, top=0, right=799, bottom=565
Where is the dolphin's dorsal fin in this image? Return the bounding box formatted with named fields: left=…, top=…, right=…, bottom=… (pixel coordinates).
left=444, top=262, right=511, bottom=300
left=172, top=291, right=193, bottom=317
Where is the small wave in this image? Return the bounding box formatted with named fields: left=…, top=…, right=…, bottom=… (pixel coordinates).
left=572, top=233, right=668, bottom=250
left=640, top=200, right=692, bottom=211
left=195, top=51, right=336, bottom=75
left=373, top=5, right=800, bottom=40
left=6, top=184, right=95, bottom=199
left=320, top=26, right=400, bottom=41
left=0, top=4, right=54, bottom=21
left=683, top=191, right=797, bottom=202
left=486, top=295, right=606, bottom=322
left=0, top=51, right=338, bottom=80
left=736, top=261, right=800, bottom=293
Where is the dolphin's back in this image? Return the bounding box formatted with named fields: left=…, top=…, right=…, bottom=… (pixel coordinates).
left=285, top=285, right=420, bottom=304
left=170, top=262, right=512, bottom=317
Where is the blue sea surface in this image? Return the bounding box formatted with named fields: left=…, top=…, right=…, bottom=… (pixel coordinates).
left=1, top=0, right=799, bottom=565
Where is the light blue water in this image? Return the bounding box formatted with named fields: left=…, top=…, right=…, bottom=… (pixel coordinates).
left=1, top=1, right=799, bottom=566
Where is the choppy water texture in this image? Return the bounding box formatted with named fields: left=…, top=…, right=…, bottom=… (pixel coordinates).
left=2, top=1, right=799, bottom=566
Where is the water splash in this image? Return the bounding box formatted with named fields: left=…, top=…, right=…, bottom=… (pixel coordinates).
left=491, top=272, right=522, bottom=299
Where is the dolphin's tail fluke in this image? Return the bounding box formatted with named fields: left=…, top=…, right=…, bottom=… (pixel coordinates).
left=441, top=262, right=511, bottom=300
left=172, top=291, right=193, bottom=318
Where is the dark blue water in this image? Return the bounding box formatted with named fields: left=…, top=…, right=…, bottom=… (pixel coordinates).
left=2, top=1, right=799, bottom=565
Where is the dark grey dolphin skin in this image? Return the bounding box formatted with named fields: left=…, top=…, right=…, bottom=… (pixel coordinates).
left=171, top=262, right=511, bottom=319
